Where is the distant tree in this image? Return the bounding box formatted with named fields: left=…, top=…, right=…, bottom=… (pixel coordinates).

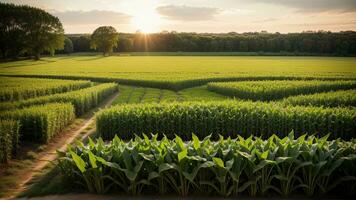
left=116, top=37, right=133, bottom=52
left=0, top=3, right=64, bottom=60
left=65, top=31, right=356, bottom=55
left=70, top=35, right=91, bottom=52
left=63, top=37, right=73, bottom=54
left=90, top=26, right=119, bottom=56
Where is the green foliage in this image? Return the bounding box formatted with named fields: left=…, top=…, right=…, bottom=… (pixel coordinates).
left=207, top=80, right=356, bottom=101
left=90, top=26, right=119, bottom=56
left=68, top=31, right=356, bottom=55
left=0, top=77, right=92, bottom=102
left=96, top=101, right=356, bottom=140
left=0, top=2, right=64, bottom=59
left=281, top=89, right=356, bottom=108
left=1, top=56, right=355, bottom=90
left=0, top=83, right=118, bottom=115
left=0, top=120, right=19, bottom=163
left=63, top=37, right=73, bottom=54
left=112, top=85, right=226, bottom=105
left=0, top=103, right=75, bottom=143
left=57, top=134, right=356, bottom=197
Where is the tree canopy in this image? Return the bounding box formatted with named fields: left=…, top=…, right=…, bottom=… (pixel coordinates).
left=67, top=31, right=356, bottom=56
left=90, top=26, right=119, bottom=56
left=63, top=37, right=74, bottom=54
left=0, top=3, right=64, bottom=60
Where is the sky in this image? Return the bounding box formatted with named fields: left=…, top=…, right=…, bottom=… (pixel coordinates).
left=2, top=0, right=356, bottom=33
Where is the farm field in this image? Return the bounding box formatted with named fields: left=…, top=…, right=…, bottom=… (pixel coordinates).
left=0, top=55, right=356, bottom=199
left=2, top=0, right=356, bottom=199
left=1, top=56, right=356, bottom=90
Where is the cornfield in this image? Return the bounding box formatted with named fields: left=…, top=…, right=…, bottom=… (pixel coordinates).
left=4, top=74, right=356, bottom=91
left=57, top=133, right=356, bottom=197
left=281, top=89, right=356, bottom=108
left=96, top=101, right=356, bottom=140
left=0, top=77, right=92, bottom=102
left=207, top=80, right=356, bottom=101
left=0, top=83, right=118, bottom=116
left=0, top=120, right=20, bottom=163
left=0, top=103, right=75, bottom=143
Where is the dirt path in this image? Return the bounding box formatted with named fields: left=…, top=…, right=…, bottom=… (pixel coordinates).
left=2, top=91, right=119, bottom=200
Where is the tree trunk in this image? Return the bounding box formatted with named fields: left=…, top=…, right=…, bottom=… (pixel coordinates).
left=1, top=49, right=6, bottom=59
left=34, top=53, right=40, bottom=60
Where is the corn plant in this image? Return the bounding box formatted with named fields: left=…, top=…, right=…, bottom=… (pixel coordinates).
left=4, top=73, right=356, bottom=91
left=207, top=80, right=356, bottom=101
left=0, top=120, right=20, bottom=163
left=0, top=103, right=75, bottom=143
left=0, top=77, right=92, bottom=102
left=96, top=101, right=356, bottom=140
left=0, top=83, right=118, bottom=115
left=57, top=133, right=356, bottom=197
left=281, top=89, right=356, bottom=108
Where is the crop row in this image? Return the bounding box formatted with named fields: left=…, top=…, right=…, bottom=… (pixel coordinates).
left=96, top=101, right=356, bottom=140
left=207, top=80, right=356, bottom=101
left=0, top=77, right=92, bottom=102
left=0, top=120, right=20, bottom=163
left=3, top=74, right=356, bottom=91
left=57, top=134, right=356, bottom=197
left=0, top=83, right=118, bottom=116
left=0, top=103, right=75, bottom=143
left=281, top=89, right=356, bottom=108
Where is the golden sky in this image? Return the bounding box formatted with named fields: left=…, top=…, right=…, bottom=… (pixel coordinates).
left=2, top=0, right=356, bottom=33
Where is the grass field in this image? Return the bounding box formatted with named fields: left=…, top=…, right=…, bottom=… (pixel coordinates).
left=2, top=56, right=355, bottom=90
left=1, top=56, right=355, bottom=78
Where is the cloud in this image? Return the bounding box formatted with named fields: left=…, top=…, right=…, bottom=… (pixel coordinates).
left=51, top=10, right=132, bottom=25
left=251, top=0, right=356, bottom=13
left=156, top=5, right=221, bottom=21
left=252, top=18, right=278, bottom=23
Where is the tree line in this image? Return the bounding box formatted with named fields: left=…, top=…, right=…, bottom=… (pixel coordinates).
left=68, top=31, right=356, bottom=56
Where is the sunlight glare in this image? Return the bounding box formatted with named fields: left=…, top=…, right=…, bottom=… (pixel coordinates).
left=132, top=9, right=161, bottom=33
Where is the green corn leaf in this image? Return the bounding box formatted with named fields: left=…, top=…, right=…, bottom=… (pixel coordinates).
left=178, top=149, right=187, bottom=162
left=192, top=133, right=200, bottom=150
left=175, top=135, right=185, bottom=150
left=213, top=157, right=224, bottom=168
left=70, top=151, right=86, bottom=173
left=159, top=163, right=177, bottom=173
left=88, top=137, right=95, bottom=149
left=143, top=133, right=150, bottom=144
left=261, top=150, right=269, bottom=160
left=148, top=171, right=160, bottom=181
left=88, top=151, right=97, bottom=168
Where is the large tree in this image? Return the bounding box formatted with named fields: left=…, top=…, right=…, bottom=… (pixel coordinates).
left=0, top=3, right=64, bottom=60
left=90, top=26, right=119, bottom=56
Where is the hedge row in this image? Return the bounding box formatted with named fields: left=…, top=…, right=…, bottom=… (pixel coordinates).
left=0, top=77, right=92, bottom=102
left=207, top=80, right=356, bottom=101
left=0, top=103, right=75, bottom=143
left=281, top=89, right=356, bottom=108
left=2, top=74, right=356, bottom=91
left=0, top=83, right=118, bottom=116
left=0, top=120, right=20, bottom=163
left=57, top=134, right=356, bottom=197
left=96, top=101, right=356, bottom=140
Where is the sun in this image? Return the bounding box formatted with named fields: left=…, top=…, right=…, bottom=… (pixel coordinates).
left=132, top=9, right=161, bottom=33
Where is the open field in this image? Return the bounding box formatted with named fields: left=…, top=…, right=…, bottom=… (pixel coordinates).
left=1, top=56, right=356, bottom=90
left=0, top=55, right=356, bottom=199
